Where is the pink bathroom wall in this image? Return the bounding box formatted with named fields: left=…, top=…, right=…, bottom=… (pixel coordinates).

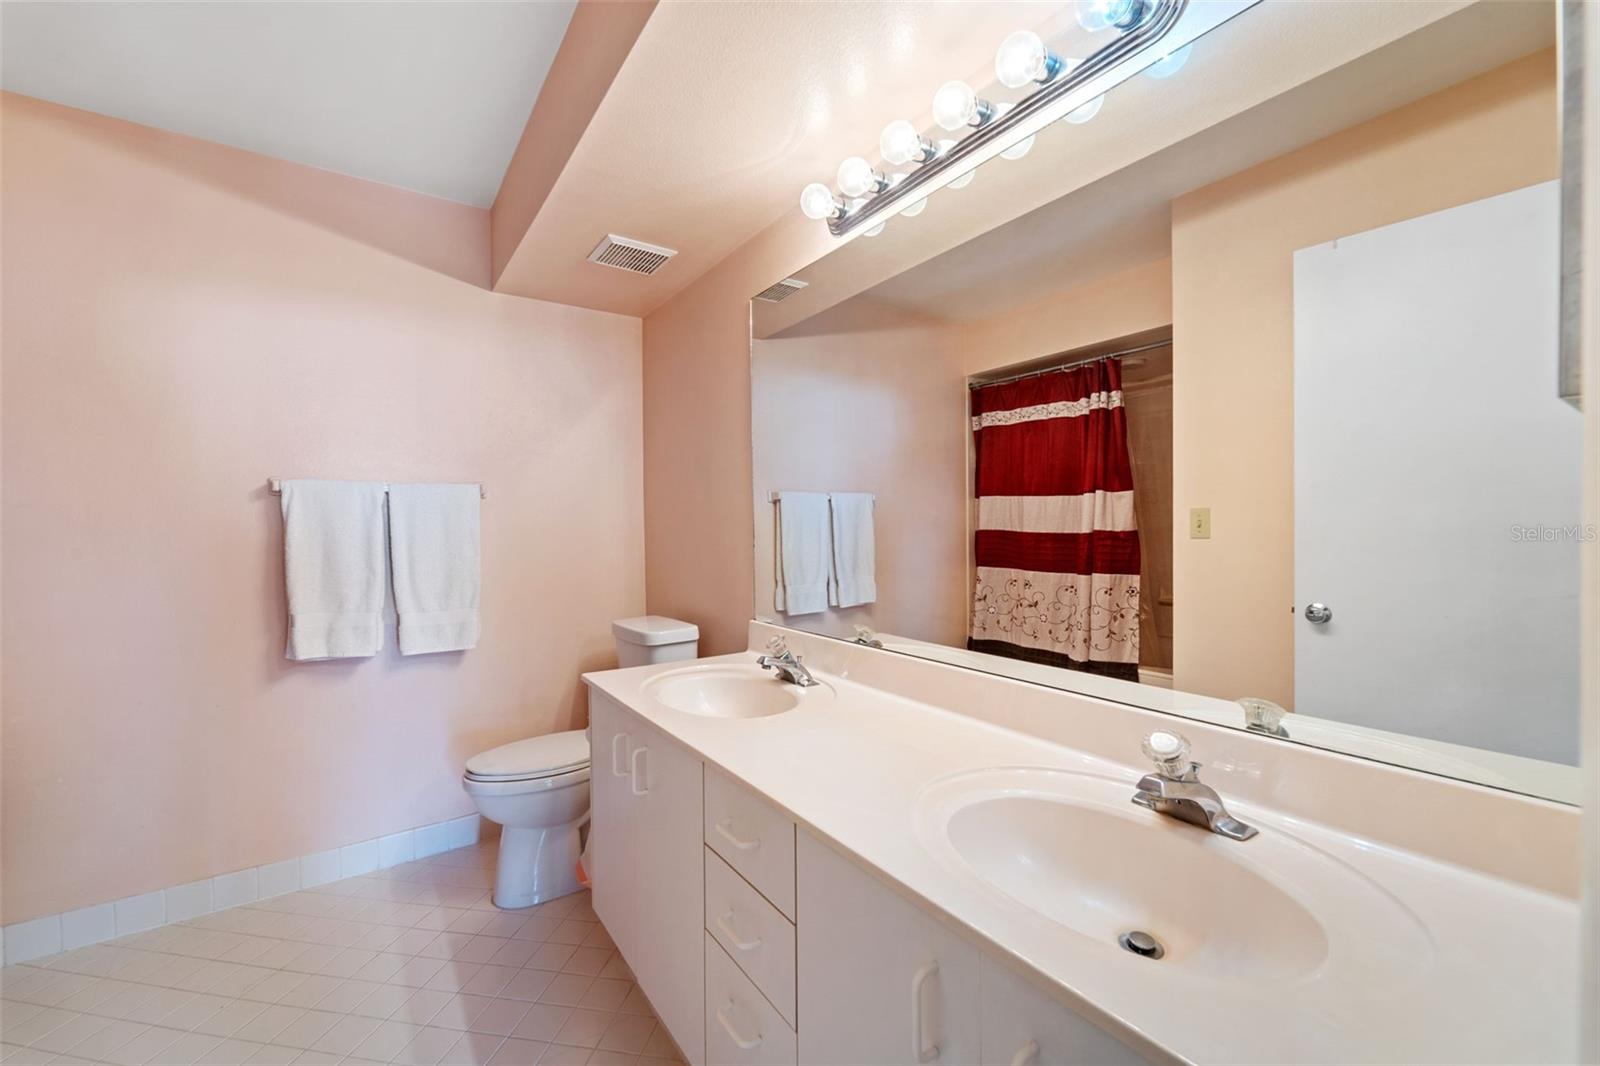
left=0, top=94, right=645, bottom=924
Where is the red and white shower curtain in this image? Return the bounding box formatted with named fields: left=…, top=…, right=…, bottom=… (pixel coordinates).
left=968, top=358, right=1141, bottom=680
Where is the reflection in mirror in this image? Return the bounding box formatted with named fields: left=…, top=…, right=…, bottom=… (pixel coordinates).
left=751, top=0, right=1583, bottom=802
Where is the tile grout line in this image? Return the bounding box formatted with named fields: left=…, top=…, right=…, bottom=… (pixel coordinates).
left=2, top=813, right=489, bottom=966
left=1, top=843, right=680, bottom=1066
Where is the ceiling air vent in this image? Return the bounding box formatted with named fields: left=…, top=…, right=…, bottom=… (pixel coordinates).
left=754, top=277, right=809, bottom=303
left=586, top=234, right=677, bottom=275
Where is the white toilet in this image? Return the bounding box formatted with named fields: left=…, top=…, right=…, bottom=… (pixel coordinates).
left=463, top=615, right=698, bottom=909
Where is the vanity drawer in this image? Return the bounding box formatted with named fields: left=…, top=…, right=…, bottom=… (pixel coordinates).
left=705, top=767, right=796, bottom=919
left=706, top=932, right=797, bottom=1066
left=705, top=847, right=796, bottom=1027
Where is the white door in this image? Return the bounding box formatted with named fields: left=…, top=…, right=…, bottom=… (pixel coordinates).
left=796, top=829, right=981, bottom=1066
left=630, top=724, right=706, bottom=1065
left=587, top=694, right=637, bottom=959
left=1292, top=181, right=1581, bottom=764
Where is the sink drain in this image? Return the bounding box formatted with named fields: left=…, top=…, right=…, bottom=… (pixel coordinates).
left=1118, top=930, right=1165, bottom=959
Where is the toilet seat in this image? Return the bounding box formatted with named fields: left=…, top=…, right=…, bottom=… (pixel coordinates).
left=464, top=729, right=590, bottom=785
left=462, top=763, right=589, bottom=797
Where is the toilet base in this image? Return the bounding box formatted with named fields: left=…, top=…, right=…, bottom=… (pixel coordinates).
left=493, top=823, right=582, bottom=909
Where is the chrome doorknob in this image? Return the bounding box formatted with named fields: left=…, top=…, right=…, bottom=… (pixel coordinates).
left=1304, top=603, right=1333, bottom=625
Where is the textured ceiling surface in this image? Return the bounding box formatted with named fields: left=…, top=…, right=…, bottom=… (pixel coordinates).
left=0, top=0, right=576, bottom=206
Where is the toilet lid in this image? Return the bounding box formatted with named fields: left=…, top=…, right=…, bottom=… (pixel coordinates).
left=465, top=730, right=590, bottom=781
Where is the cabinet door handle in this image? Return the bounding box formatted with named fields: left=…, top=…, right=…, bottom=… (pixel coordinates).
left=714, top=820, right=760, bottom=851
left=610, top=733, right=629, bottom=777
left=715, top=911, right=763, bottom=952
left=1011, top=1040, right=1040, bottom=1066
left=911, top=960, right=940, bottom=1063
left=630, top=747, right=649, bottom=796
left=715, top=1000, right=762, bottom=1050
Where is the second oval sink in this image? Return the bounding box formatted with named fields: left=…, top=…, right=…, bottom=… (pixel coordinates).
left=643, top=664, right=824, bottom=718
left=915, top=767, right=1432, bottom=988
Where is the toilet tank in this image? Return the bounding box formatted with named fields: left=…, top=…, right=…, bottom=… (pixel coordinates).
left=612, top=615, right=700, bottom=668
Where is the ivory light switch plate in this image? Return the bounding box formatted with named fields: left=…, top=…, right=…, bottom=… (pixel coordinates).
left=1189, top=507, right=1211, bottom=539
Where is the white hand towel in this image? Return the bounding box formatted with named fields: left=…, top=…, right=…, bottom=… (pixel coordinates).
left=280, top=479, right=387, bottom=661
left=388, top=482, right=481, bottom=655
left=830, top=492, right=877, bottom=608
left=775, top=491, right=833, bottom=616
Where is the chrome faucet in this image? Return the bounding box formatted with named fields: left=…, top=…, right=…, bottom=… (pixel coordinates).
left=852, top=625, right=884, bottom=649
left=756, top=638, right=818, bottom=687
left=1131, top=730, right=1258, bottom=841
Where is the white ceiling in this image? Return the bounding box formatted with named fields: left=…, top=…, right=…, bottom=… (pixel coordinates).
left=0, top=0, right=576, bottom=207
left=853, top=0, right=1554, bottom=324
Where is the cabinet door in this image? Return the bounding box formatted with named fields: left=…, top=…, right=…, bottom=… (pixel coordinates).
left=797, top=829, right=981, bottom=1066
left=587, top=693, right=637, bottom=962
left=630, top=720, right=706, bottom=1065
left=980, top=954, right=1153, bottom=1066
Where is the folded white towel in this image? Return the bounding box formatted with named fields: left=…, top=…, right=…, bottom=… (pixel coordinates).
left=830, top=492, right=877, bottom=608
left=280, top=479, right=387, bottom=661
left=775, top=491, right=833, bottom=616
left=388, top=482, right=481, bottom=655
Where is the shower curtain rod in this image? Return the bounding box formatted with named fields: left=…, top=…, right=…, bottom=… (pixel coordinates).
left=968, top=337, right=1173, bottom=390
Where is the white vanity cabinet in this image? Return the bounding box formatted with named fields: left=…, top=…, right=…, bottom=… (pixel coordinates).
left=980, top=955, right=1153, bottom=1066
left=588, top=693, right=705, bottom=1063
left=795, top=829, right=983, bottom=1066
left=589, top=692, right=1152, bottom=1066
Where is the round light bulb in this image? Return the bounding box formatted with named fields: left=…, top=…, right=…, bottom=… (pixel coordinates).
left=1076, top=0, right=1143, bottom=32
left=879, top=120, right=924, bottom=166
left=799, top=182, right=838, bottom=221
left=1074, top=0, right=1114, bottom=31
left=836, top=156, right=879, bottom=198
left=939, top=140, right=976, bottom=189
left=1059, top=59, right=1103, bottom=124
left=995, top=30, right=1050, bottom=89
left=990, top=104, right=1034, bottom=161
left=864, top=220, right=887, bottom=237
left=1064, top=94, right=1103, bottom=124
left=1144, top=43, right=1191, bottom=79
left=932, top=80, right=978, bottom=131
left=888, top=173, right=927, bottom=217
left=1001, top=135, right=1034, bottom=161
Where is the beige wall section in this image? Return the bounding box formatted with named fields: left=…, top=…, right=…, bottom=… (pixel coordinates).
left=960, top=258, right=1173, bottom=376
left=1169, top=50, right=1558, bottom=707
left=0, top=95, right=645, bottom=924
left=751, top=301, right=969, bottom=647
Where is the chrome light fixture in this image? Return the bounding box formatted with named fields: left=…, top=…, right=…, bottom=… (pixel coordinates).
left=795, top=0, right=1260, bottom=239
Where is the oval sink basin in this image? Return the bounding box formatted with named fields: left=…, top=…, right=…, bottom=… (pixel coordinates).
left=916, top=767, right=1431, bottom=988
left=643, top=664, right=825, bottom=719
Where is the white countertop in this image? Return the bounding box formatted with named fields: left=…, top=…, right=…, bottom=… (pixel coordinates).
left=584, top=649, right=1579, bottom=1065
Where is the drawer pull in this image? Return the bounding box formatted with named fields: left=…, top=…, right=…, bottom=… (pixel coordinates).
left=630, top=747, right=650, bottom=796
left=1011, top=1040, right=1040, bottom=1066
left=714, top=820, right=761, bottom=851
left=715, top=1000, right=763, bottom=1050
left=715, top=910, right=763, bottom=952
left=610, top=733, right=629, bottom=777
left=911, top=960, right=940, bottom=1063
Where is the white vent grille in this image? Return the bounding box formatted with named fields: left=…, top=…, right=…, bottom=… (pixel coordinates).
left=587, top=234, right=677, bottom=275
left=754, top=277, right=809, bottom=303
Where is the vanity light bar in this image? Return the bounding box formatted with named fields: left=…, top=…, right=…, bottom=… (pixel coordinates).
left=818, top=0, right=1260, bottom=239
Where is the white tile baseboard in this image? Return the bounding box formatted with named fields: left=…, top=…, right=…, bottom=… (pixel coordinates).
left=2, top=813, right=487, bottom=965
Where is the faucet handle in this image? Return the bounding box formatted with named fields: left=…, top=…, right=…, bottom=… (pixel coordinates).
left=1141, top=730, right=1192, bottom=778
left=1238, top=697, right=1288, bottom=737
left=765, top=635, right=790, bottom=657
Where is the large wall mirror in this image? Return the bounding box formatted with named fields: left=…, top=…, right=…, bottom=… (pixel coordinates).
left=749, top=0, right=1586, bottom=803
